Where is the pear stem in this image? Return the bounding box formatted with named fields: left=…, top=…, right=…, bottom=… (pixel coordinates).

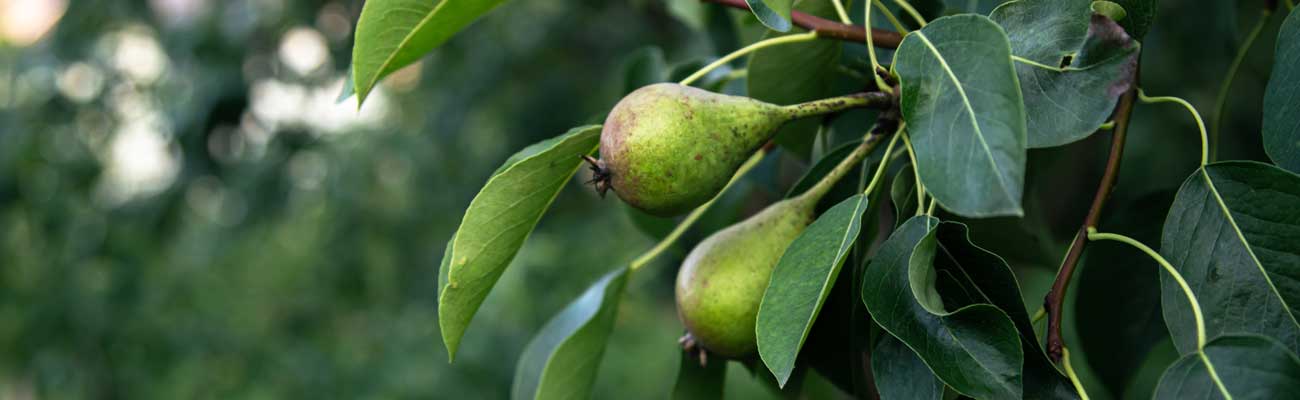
left=783, top=92, right=894, bottom=120
left=795, top=132, right=888, bottom=206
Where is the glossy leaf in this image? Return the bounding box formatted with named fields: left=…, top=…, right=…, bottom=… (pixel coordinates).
left=1160, top=161, right=1300, bottom=355
left=758, top=194, right=870, bottom=386
left=991, top=0, right=1139, bottom=148
left=439, top=126, right=602, bottom=361
left=745, top=0, right=793, bottom=32
left=872, top=334, right=943, bottom=400
left=895, top=15, right=1028, bottom=217
left=748, top=0, right=842, bottom=159
left=672, top=347, right=727, bottom=399
left=1153, top=335, right=1300, bottom=399
left=930, top=223, right=1078, bottom=399
left=861, top=216, right=1023, bottom=399
left=1264, top=9, right=1300, bottom=173
left=352, top=0, right=509, bottom=104
left=512, top=268, right=628, bottom=400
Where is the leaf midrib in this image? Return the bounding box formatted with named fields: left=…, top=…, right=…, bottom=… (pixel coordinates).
left=911, top=31, right=1017, bottom=206
left=359, top=0, right=450, bottom=100
left=1200, top=167, right=1300, bottom=331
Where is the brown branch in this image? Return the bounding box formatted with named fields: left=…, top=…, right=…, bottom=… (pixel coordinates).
left=702, top=0, right=903, bottom=49
left=1043, top=87, right=1137, bottom=362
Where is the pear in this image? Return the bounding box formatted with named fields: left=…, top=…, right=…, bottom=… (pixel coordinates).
left=673, top=132, right=884, bottom=360
left=674, top=195, right=817, bottom=359
left=594, top=83, right=888, bottom=217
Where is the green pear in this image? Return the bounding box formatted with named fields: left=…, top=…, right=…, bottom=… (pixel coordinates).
left=675, top=195, right=817, bottom=358
left=594, top=83, right=887, bottom=217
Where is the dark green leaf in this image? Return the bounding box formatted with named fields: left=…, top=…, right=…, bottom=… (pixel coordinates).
left=785, top=141, right=863, bottom=207
left=895, top=15, right=1028, bottom=217
left=672, top=348, right=727, bottom=399
left=1109, top=0, right=1156, bottom=39
left=745, top=0, right=793, bottom=32
left=1264, top=9, right=1300, bottom=173
left=930, top=222, right=1077, bottom=399
left=757, top=194, right=870, bottom=386
left=991, top=0, right=1140, bottom=148
left=890, top=164, right=918, bottom=225
left=748, top=0, right=842, bottom=160
left=860, top=216, right=1023, bottom=399
left=1153, top=335, right=1300, bottom=399
left=666, top=0, right=708, bottom=31
left=439, top=126, right=602, bottom=361
left=351, top=0, right=510, bottom=104
left=872, top=334, right=943, bottom=400
left=1160, top=161, right=1300, bottom=355
left=512, top=268, right=628, bottom=400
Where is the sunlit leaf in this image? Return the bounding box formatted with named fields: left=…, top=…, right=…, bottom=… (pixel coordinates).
left=512, top=268, right=628, bottom=400
left=1153, top=335, right=1300, bottom=399
left=860, top=216, right=1023, bottom=399
left=1264, top=9, right=1300, bottom=173
left=757, top=194, right=870, bottom=386
left=1160, top=161, right=1300, bottom=355
left=439, top=125, right=601, bottom=361
left=352, top=0, right=510, bottom=104
left=991, top=0, right=1139, bottom=148
left=745, top=0, right=793, bottom=32
left=894, top=15, right=1027, bottom=217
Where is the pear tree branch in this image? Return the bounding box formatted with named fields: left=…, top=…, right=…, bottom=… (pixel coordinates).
left=702, top=0, right=903, bottom=48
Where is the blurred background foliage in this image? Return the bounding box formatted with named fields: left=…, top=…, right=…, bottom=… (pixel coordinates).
left=0, top=0, right=1283, bottom=398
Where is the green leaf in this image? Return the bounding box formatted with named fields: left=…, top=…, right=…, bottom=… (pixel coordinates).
left=872, top=334, right=944, bottom=400
left=757, top=194, right=870, bottom=386
left=666, top=0, right=708, bottom=31
left=929, top=222, right=1078, bottom=399
left=890, top=164, right=918, bottom=224
left=1264, top=9, right=1300, bottom=174
left=745, top=0, right=793, bottom=32
left=1153, top=334, right=1300, bottom=399
left=785, top=141, right=864, bottom=207
left=991, top=0, right=1140, bottom=148
left=894, top=15, right=1028, bottom=217
left=860, top=216, right=1024, bottom=399
left=336, top=67, right=355, bottom=104
left=351, top=0, right=510, bottom=104
left=748, top=0, right=843, bottom=160
left=672, top=351, right=727, bottom=399
left=1109, top=0, right=1155, bottom=39
left=439, top=125, right=602, bottom=361
left=1160, top=161, right=1300, bottom=356
left=512, top=268, right=628, bottom=400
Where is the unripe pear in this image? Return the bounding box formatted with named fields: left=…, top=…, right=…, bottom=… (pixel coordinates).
left=594, top=83, right=888, bottom=217
left=675, top=196, right=817, bottom=358
left=673, top=133, right=885, bottom=360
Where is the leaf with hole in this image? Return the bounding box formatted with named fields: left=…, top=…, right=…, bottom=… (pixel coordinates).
left=757, top=194, right=870, bottom=386
left=1264, top=9, right=1300, bottom=174
left=512, top=268, right=628, bottom=400
left=352, top=0, right=510, bottom=104
left=1153, top=334, right=1300, bottom=399
left=439, top=125, right=601, bottom=361
left=991, top=0, right=1139, bottom=148
left=894, top=14, right=1028, bottom=217
left=1160, top=161, right=1300, bottom=356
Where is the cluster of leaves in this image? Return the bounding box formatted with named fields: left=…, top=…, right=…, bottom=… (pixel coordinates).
left=351, top=0, right=1300, bottom=398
